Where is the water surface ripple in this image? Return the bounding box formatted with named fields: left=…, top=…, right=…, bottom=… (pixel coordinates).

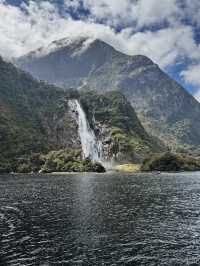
left=0, top=172, right=200, bottom=265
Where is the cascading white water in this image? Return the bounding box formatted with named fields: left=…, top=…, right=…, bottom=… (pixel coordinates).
left=68, top=99, right=103, bottom=162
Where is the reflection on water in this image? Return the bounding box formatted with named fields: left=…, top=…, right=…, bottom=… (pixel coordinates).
left=1, top=172, right=200, bottom=265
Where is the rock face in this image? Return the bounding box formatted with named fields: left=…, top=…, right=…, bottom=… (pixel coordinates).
left=16, top=37, right=200, bottom=152
left=80, top=91, right=164, bottom=163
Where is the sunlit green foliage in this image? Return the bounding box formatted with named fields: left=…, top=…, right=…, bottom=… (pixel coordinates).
left=40, top=149, right=105, bottom=173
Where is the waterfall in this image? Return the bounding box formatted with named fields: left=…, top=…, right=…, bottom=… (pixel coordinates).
left=68, top=99, right=103, bottom=162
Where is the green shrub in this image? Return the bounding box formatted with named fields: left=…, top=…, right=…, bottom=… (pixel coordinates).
left=40, top=149, right=106, bottom=173
left=141, top=152, right=200, bottom=172
left=17, top=163, right=32, bottom=173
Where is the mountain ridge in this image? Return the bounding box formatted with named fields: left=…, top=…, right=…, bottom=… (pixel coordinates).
left=15, top=37, right=200, bottom=152
left=15, top=37, right=154, bottom=87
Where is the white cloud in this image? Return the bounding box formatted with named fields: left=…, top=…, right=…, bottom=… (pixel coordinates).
left=0, top=0, right=200, bottom=98
left=81, top=0, right=137, bottom=26
left=135, top=0, right=179, bottom=27
left=0, top=1, right=120, bottom=57
left=0, top=1, right=199, bottom=66
left=64, top=0, right=81, bottom=10
left=195, top=91, right=200, bottom=102
left=181, top=64, right=200, bottom=101
left=115, top=26, right=200, bottom=68
left=0, top=1, right=69, bottom=57
left=64, top=0, right=180, bottom=28
left=184, top=0, right=200, bottom=27
left=181, top=65, right=200, bottom=86
left=66, top=0, right=200, bottom=30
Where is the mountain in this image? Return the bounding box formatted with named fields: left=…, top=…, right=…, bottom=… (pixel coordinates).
left=16, top=37, right=200, bottom=152
left=0, top=56, right=160, bottom=172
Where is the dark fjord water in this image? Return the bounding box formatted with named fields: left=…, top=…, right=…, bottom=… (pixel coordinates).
left=1, top=173, right=200, bottom=266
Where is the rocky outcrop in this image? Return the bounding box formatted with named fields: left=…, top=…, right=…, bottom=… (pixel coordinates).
left=80, top=91, right=164, bottom=163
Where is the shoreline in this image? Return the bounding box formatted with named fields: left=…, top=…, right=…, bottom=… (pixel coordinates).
left=1, top=170, right=200, bottom=176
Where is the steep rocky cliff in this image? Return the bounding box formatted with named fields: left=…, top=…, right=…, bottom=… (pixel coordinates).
left=16, top=37, right=200, bottom=152
left=80, top=91, right=164, bottom=163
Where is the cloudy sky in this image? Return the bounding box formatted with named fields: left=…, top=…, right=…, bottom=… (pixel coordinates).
left=1, top=0, right=200, bottom=101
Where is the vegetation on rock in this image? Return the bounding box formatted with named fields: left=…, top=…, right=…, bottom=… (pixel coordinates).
left=3, top=149, right=105, bottom=174
left=0, top=57, right=83, bottom=172
left=141, top=152, right=200, bottom=172
left=40, top=149, right=105, bottom=173
left=80, top=91, right=164, bottom=162
left=0, top=57, right=61, bottom=157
